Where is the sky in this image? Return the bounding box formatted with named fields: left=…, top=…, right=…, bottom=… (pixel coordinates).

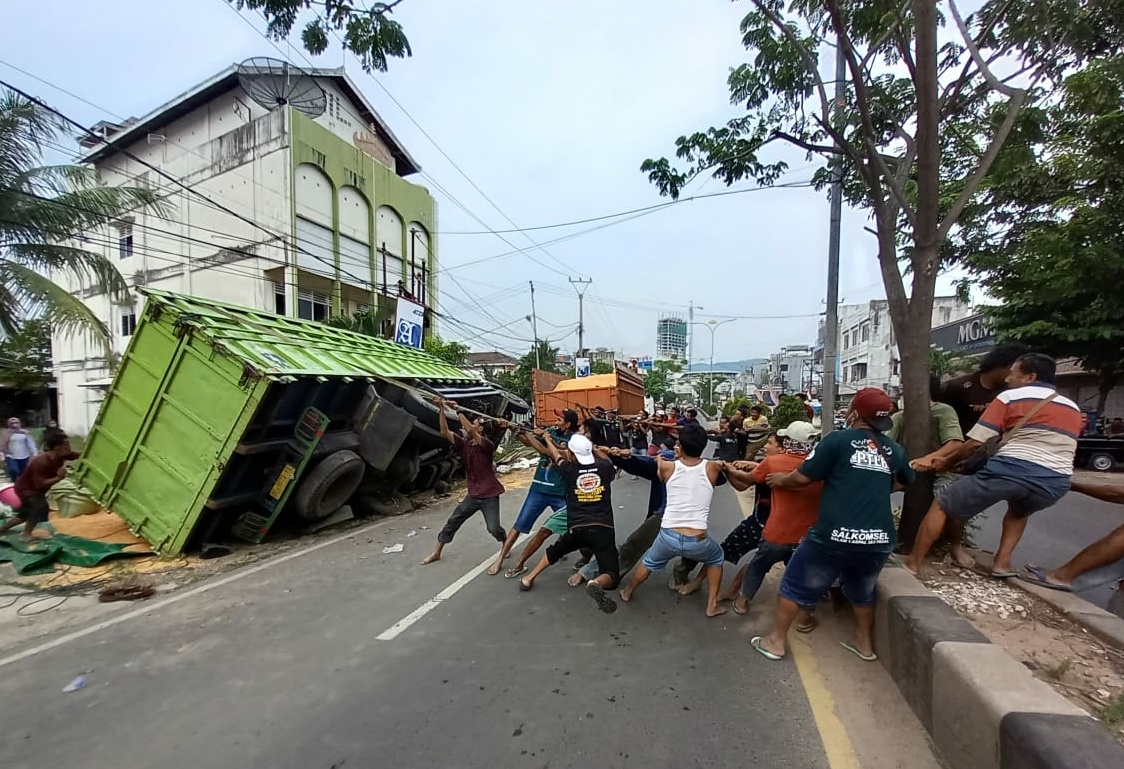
left=0, top=0, right=964, bottom=364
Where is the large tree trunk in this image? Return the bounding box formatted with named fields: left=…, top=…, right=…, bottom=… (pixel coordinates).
left=1096, top=370, right=1118, bottom=423
left=896, top=0, right=942, bottom=549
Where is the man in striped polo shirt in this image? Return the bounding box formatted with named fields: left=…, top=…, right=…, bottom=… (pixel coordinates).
left=905, top=353, right=1081, bottom=577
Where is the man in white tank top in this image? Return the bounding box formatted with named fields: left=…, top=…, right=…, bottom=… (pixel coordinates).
left=619, top=424, right=753, bottom=617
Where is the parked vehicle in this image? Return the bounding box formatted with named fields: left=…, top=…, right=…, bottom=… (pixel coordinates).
left=533, top=368, right=645, bottom=425
left=1074, top=436, right=1124, bottom=472
left=72, top=290, right=528, bottom=554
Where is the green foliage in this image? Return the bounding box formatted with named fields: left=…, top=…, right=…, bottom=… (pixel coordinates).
left=495, top=340, right=561, bottom=402
left=591, top=360, right=615, bottom=375
left=929, top=346, right=976, bottom=378
left=0, top=318, right=52, bottom=391
left=769, top=396, right=809, bottom=432
left=692, top=373, right=729, bottom=412
left=326, top=306, right=391, bottom=337
left=233, top=0, right=412, bottom=72
left=722, top=396, right=754, bottom=417
left=423, top=335, right=469, bottom=367
left=0, top=89, right=162, bottom=354
left=957, top=54, right=1124, bottom=413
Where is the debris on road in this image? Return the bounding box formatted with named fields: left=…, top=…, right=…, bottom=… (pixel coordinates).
left=382, top=544, right=405, bottom=554
left=62, top=676, right=86, bottom=693
left=407, top=530, right=418, bottom=537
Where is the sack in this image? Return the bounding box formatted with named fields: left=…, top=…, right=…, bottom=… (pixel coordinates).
left=955, top=392, right=1058, bottom=475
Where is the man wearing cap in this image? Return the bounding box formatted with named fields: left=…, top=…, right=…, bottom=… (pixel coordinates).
left=517, top=434, right=622, bottom=614
left=729, top=422, right=823, bottom=619
left=752, top=388, right=915, bottom=662
left=488, top=409, right=578, bottom=575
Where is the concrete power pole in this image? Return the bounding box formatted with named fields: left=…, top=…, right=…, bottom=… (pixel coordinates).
left=688, top=301, right=701, bottom=364
left=529, top=281, right=541, bottom=370
left=569, top=277, right=592, bottom=357
left=821, top=42, right=846, bottom=435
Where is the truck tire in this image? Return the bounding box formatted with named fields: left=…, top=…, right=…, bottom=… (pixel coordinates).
left=292, top=450, right=366, bottom=521
left=1090, top=452, right=1115, bottom=472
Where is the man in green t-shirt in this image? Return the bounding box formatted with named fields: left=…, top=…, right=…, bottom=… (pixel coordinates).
left=752, top=388, right=915, bottom=663
left=887, top=375, right=968, bottom=565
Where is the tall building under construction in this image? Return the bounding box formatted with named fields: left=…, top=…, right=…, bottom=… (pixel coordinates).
left=655, top=315, right=687, bottom=361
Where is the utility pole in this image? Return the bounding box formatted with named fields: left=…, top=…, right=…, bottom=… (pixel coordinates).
left=822, top=41, right=846, bottom=435
left=529, top=280, right=541, bottom=369
left=569, top=277, right=592, bottom=357
left=688, top=301, right=701, bottom=364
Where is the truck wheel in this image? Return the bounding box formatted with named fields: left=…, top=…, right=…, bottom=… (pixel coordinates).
left=292, top=450, right=366, bottom=521
left=1090, top=452, right=1115, bottom=472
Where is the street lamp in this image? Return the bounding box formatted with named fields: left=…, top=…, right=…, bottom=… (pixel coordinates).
left=691, top=318, right=738, bottom=409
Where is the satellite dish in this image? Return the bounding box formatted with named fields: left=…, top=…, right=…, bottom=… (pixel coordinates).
left=236, top=57, right=327, bottom=118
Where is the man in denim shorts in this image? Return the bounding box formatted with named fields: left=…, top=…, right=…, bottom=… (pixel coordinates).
left=753, top=388, right=915, bottom=662
left=618, top=424, right=754, bottom=618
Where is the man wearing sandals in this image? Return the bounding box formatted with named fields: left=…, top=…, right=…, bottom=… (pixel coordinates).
left=905, top=354, right=1081, bottom=577
left=1020, top=480, right=1124, bottom=618
left=752, top=388, right=914, bottom=662
left=517, top=434, right=621, bottom=614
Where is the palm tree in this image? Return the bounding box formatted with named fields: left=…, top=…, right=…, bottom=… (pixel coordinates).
left=0, top=89, right=162, bottom=352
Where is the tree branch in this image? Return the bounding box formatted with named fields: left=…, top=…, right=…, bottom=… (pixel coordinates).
left=948, top=0, right=1018, bottom=97
left=749, top=1, right=833, bottom=131
left=823, top=0, right=918, bottom=229
left=767, top=130, right=843, bottom=155
left=937, top=86, right=1028, bottom=240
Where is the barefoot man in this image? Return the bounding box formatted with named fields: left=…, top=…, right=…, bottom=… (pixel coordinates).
left=421, top=398, right=506, bottom=565
left=0, top=431, right=78, bottom=542
left=619, top=424, right=753, bottom=618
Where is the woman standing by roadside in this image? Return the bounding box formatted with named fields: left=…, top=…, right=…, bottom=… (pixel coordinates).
left=1, top=418, right=38, bottom=481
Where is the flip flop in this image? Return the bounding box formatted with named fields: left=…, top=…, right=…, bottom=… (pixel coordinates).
left=586, top=582, right=618, bottom=614
left=840, top=641, right=877, bottom=662
left=750, top=636, right=784, bottom=661
left=1019, top=566, right=1073, bottom=592
left=504, top=565, right=527, bottom=579
left=518, top=579, right=533, bottom=592
left=990, top=570, right=1018, bottom=579
left=732, top=603, right=748, bottom=616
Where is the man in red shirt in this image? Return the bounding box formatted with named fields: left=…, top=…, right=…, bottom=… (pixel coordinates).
left=421, top=398, right=507, bottom=565
left=0, top=432, right=79, bottom=541
left=732, top=422, right=823, bottom=618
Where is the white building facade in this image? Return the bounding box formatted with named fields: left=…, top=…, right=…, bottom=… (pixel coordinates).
left=837, top=297, right=974, bottom=398
left=53, top=62, right=437, bottom=434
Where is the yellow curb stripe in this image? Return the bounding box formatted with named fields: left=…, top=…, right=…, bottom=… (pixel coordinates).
left=790, top=635, right=862, bottom=769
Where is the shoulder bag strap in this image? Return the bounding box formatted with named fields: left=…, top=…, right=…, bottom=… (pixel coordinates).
left=998, top=391, right=1058, bottom=448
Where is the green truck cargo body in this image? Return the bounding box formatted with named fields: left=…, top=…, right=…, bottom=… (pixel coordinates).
left=73, top=289, right=517, bottom=555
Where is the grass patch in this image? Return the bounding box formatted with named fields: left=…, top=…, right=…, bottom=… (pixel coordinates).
left=1101, top=694, right=1124, bottom=726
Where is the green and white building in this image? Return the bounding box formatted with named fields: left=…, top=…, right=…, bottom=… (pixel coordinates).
left=53, top=60, right=438, bottom=433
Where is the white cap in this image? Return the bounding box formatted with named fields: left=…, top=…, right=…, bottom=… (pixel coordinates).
left=777, top=421, right=819, bottom=443
left=568, top=433, right=596, bottom=465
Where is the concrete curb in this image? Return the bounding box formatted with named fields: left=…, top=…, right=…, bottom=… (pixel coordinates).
left=874, top=566, right=1124, bottom=769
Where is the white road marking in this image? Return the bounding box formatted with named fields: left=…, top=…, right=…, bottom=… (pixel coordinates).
left=376, top=534, right=528, bottom=641
left=0, top=515, right=490, bottom=669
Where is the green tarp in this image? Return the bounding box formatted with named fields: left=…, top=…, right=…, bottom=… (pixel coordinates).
left=0, top=533, right=148, bottom=575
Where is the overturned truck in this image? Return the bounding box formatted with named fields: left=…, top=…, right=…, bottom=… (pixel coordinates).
left=73, top=289, right=528, bottom=554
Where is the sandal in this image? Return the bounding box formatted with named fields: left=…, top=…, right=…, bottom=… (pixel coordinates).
left=1019, top=565, right=1073, bottom=592
left=504, top=565, right=527, bottom=579
left=840, top=641, right=877, bottom=662
left=750, top=636, right=784, bottom=661
left=518, top=579, right=533, bottom=592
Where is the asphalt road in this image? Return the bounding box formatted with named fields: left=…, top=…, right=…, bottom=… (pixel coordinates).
left=0, top=469, right=938, bottom=769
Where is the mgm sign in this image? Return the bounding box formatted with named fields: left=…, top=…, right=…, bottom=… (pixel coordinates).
left=931, top=313, right=996, bottom=354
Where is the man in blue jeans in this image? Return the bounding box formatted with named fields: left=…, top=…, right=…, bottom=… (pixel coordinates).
left=618, top=424, right=753, bottom=617
left=489, top=409, right=578, bottom=575
left=752, top=388, right=914, bottom=662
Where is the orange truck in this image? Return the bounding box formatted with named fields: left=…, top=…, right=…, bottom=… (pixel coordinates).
left=532, top=366, right=646, bottom=426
